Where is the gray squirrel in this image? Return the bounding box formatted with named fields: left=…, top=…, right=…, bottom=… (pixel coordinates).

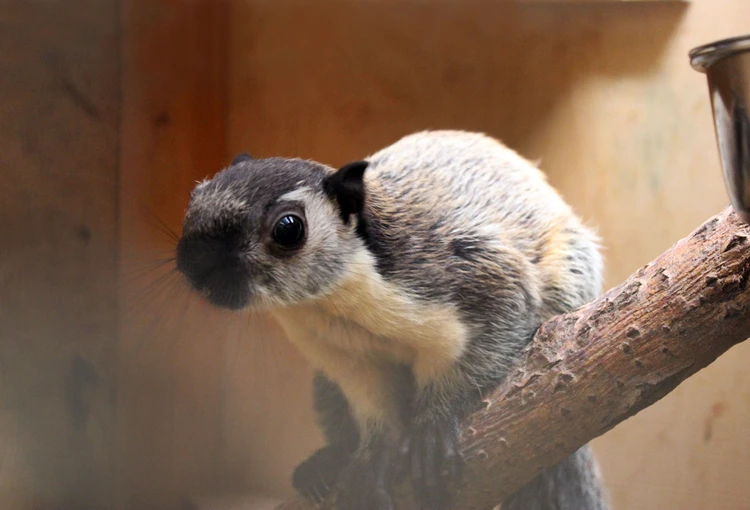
left=176, top=131, right=610, bottom=510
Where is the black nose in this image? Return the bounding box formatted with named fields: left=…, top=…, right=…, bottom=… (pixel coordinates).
left=175, top=229, right=251, bottom=310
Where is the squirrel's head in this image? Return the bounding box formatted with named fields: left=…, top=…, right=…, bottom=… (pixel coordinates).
left=176, top=153, right=369, bottom=310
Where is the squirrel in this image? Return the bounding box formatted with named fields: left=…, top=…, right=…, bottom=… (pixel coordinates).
left=175, top=130, right=611, bottom=510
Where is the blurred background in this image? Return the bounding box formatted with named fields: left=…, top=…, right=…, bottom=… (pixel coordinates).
left=2, top=0, right=750, bottom=509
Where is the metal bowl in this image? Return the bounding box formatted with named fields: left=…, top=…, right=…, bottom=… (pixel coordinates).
left=690, top=34, right=750, bottom=224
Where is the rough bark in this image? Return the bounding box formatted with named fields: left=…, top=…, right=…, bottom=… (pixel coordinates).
left=276, top=206, right=750, bottom=510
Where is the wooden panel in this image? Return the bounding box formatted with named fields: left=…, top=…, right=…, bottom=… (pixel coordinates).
left=223, top=0, right=750, bottom=508
left=117, top=1, right=230, bottom=509
left=0, top=1, right=120, bottom=509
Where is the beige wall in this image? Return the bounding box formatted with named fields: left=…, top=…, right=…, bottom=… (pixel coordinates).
left=3, top=1, right=750, bottom=509
left=222, top=1, right=750, bottom=508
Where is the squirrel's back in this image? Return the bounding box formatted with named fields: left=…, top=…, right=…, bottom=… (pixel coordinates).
left=362, top=130, right=603, bottom=322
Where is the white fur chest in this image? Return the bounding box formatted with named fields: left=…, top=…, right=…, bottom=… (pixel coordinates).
left=270, top=249, right=471, bottom=387
left=271, top=303, right=414, bottom=366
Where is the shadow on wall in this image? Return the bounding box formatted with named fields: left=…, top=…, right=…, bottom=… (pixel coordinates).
left=231, top=1, right=689, bottom=164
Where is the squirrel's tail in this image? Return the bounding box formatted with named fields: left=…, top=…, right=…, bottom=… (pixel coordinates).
left=501, top=444, right=611, bottom=510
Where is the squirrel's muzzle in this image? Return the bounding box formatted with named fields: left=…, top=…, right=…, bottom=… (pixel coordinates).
left=175, top=227, right=250, bottom=310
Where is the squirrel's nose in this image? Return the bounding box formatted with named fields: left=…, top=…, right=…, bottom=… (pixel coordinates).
left=175, top=228, right=250, bottom=309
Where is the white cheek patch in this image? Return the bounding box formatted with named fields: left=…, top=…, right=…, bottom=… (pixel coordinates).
left=278, top=188, right=338, bottom=254
left=254, top=186, right=346, bottom=303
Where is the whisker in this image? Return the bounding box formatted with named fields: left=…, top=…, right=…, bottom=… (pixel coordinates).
left=225, top=309, right=247, bottom=378
left=125, top=272, right=185, bottom=361
left=154, top=215, right=181, bottom=242
left=142, top=214, right=180, bottom=244
left=119, top=258, right=176, bottom=282
left=124, top=266, right=179, bottom=307
left=119, top=249, right=176, bottom=263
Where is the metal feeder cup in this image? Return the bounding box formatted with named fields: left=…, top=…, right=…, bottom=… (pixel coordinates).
left=691, top=34, right=750, bottom=224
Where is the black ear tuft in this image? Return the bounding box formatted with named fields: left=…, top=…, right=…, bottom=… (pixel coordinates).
left=231, top=153, right=253, bottom=165
left=323, top=161, right=369, bottom=224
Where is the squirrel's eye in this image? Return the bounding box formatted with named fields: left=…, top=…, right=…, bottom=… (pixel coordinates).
left=272, top=214, right=306, bottom=249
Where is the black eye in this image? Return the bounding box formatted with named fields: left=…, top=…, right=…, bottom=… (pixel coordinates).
left=272, top=214, right=306, bottom=249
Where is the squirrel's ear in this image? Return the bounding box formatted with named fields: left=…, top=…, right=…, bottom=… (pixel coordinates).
left=231, top=153, right=253, bottom=165
left=323, top=160, right=369, bottom=223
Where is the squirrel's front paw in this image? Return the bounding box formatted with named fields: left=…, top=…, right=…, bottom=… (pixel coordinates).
left=292, top=445, right=350, bottom=504
left=400, top=416, right=463, bottom=510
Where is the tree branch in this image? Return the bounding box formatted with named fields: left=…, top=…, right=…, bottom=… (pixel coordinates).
left=276, top=206, right=750, bottom=510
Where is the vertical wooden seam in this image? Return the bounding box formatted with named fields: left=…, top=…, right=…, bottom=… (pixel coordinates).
left=117, top=0, right=230, bottom=508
